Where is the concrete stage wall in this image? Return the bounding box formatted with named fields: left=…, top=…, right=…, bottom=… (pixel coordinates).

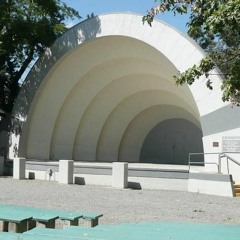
left=22, top=160, right=234, bottom=197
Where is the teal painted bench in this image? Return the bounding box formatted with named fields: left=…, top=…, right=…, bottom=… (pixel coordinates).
left=0, top=232, right=22, bottom=240
left=0, top=205, right=59, bottom=231
left=28, top=213, right=59, bottom=229
left=27, top=222, right=240, bottom=240
left=4, top=221, right=240, bottom=240
left=25, top=227, right=116, bottom=239
left=0, top=231, right=90, bottom=240
left=24, top=226, right=163, bottom=240
left=0, top=210, right=32, bottom=233
left=23, top=235, right=88, bottom=240
left=43, top=209, right=102, bottom=227
left=80, top=212, right=103, bottom=227
left=56, top=211, right=83, bottom=226
left=0, top=205, right=103, bottom=230
left=26, top=226, right=144, bottom=240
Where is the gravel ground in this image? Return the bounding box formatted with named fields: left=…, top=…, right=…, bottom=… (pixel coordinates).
left=0, top=177, right=240, bottom=226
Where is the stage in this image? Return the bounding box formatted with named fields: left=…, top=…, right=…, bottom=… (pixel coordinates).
left=24, top=160, right=190, bottom=191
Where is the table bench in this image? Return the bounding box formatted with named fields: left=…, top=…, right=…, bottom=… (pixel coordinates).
left=0, top=205, right=103, bottom=230
left=46, top=209, right=103, bottom=227
left=24, top=227, right=113, bottom=239
left=81, top=212, right=103, bottom=227
left=0, top=232, right=22, bottom=240
left=29, top=213, right=59, bottom=229
left=0, top=231, right=90, bottom=240
left=0, top=211, right=32, bottom=233
left=0, top=205, right=59, bottom=231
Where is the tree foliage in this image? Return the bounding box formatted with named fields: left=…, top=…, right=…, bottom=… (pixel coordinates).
left=0, top=0, right=80, bottom=115
left=143, top=0, right=240, bottom=105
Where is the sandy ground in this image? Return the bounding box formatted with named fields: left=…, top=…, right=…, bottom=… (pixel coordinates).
left=0, top=177, right=240, bottom=226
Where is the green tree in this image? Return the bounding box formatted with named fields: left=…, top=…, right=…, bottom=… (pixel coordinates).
left=143, top=0, right=240, bottom=105
left=0, top=0, right=80, bottom=116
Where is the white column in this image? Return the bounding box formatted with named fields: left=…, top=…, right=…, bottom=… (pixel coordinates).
left=59, top=160, right=74, bottom=184
left=112, top=162, right=128, bottom=189
left=13, top=158, right=25, bottom=179
left=0, top=156, right=4, bottom=176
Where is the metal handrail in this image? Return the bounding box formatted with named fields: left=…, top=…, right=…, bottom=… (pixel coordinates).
left=218, top=152, right=240, bottom=174
left=189, top=152, right=240, bottom=174
left=188, top=152, right=221, bottom=172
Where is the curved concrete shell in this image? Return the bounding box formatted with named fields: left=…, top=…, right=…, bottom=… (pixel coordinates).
left=12, top=13, right=240, bottom=168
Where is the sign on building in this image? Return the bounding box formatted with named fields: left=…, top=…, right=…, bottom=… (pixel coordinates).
left=222, top=136, right=240, bottom=152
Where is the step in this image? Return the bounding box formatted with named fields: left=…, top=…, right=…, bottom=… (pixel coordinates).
left=233, top=183, right=240, bottom=197
left=235, top=192, right=240, bottom=197
left=234, top=188, right=240, bottom=193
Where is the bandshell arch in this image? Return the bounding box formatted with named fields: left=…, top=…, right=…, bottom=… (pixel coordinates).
left=12, top=13, right=235, bottom=167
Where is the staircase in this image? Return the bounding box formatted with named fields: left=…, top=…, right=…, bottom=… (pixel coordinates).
left=233, top=183, right=240, bottom=197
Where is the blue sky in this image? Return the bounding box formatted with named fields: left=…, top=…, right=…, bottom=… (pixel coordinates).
left=63, top=0, right=189, bottom=33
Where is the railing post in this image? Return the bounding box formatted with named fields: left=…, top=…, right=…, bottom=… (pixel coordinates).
left=218, top=154, right=221, bottom=173
left=188, top=154, right=191, bottom=171
left=227, top=157, right=230, bottom=175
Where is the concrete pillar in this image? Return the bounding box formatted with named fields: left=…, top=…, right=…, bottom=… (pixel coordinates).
left=13, top=158, right=25, bottom=179
left=112, top=162, right=128, bottom=189
left=0, top=220, right=8, bottom=231
left=0, top=156, right=4, bottom=176
left=59, top=160, right=74, bottom=184
left=84, top=218, right=99, bottom=228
